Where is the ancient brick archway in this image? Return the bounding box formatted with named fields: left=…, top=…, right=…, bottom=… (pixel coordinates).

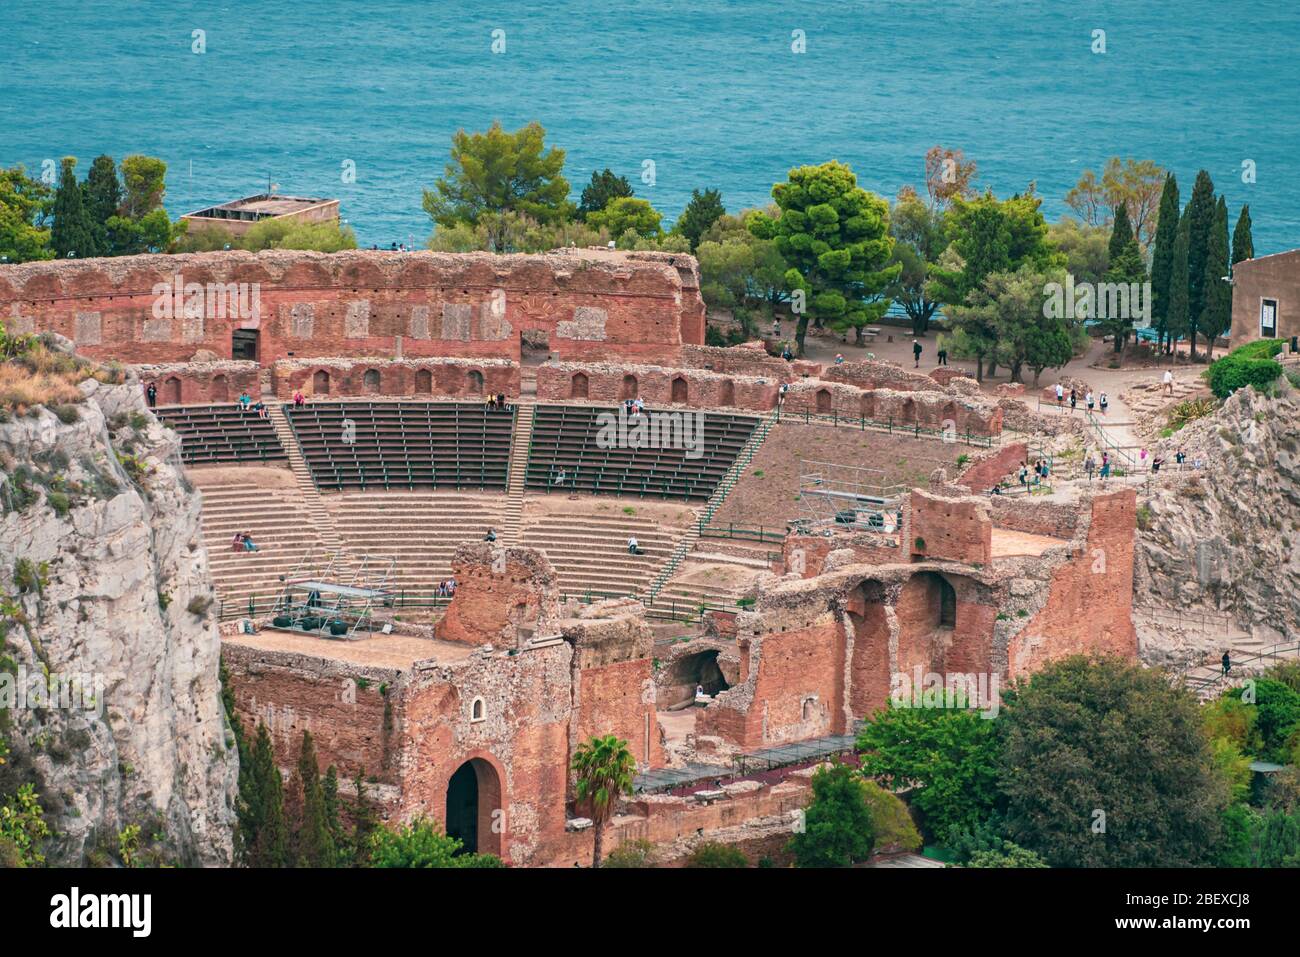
left=661, top=650, right=730, bottom=707
left=816, top=388, right=832, bottom=414
left=671, top=376, right=688, bottom=403
left=620, top=374, right=638, bottom=400
left=571, top=372, right=589, bottom=399
left=467, top=370, right=485, bottom=395
left=363, top=368, right=381, bottom=394
left=718, top=378, right=735, bottom=407
left=444, top=755, right=504, bottom=857
left=312, top=370, right=331, bottom=395
left=896, top=571, right=957, bottom=677
left=210, top=374, right=229, bottom=402
left=415, top=368, right=433, bottom=394
left=846, top=579, right=892, bottom=717
left=162, top=376, right=182, bottom=405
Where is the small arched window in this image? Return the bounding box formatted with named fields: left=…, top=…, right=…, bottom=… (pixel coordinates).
left=470, top=697, right=486, bottom=722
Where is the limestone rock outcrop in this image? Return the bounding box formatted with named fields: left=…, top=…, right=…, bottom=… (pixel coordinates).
left=1135, top=380, right=1300, bottom=662
left=0, top=379, right=237, bottom=865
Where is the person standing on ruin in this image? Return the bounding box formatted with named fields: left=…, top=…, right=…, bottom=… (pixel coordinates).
left=1069, top=388, right=1077, bottom=413
left=1084, top=453, right=1096, bottom=481
left=1085, top=390, right=1094, bottom=412
left=146, top=381, right=157, bottom=408
left=1222, top=651, right=1231, bottom=676
left=1055, top=382, right=1064, bottom=407
left=1164, top=369, right=1174, bottom=395
left=912, top=338, right=923, bottom=368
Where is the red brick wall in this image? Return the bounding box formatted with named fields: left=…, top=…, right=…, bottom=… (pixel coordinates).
left=783, top=533, right=901, bottom=577
left=0, top=249, right=703, bottom=366
left=270, top=358, right=518, bottom=400
left=823, top=359, right=944, bottom=392
left=536, top=362, right=778, bottom=410
left=680, top=343, right=820, bottom=380
left=435, top=548, right=555, bottom=648
left=133, top=362, right=261, bottom=404
left=1007, top=489, right=1138, bottom=677
left=908, top=490, right=992, bottom=565
left=576, top=658, right=664, bottom=768
left=957, top=442, right=1027, bottom=491
left=780, top=380, right=1002, bottom=437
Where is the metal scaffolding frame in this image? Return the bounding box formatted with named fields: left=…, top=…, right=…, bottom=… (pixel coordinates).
left=272, top=549, right=396, bottom=640
left=796, top=459, right=905, bottom=532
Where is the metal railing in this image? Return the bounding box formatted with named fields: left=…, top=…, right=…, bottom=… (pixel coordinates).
left=697, top=523, right=785, bottom=544
left=775, top=407, right=995, bottom=448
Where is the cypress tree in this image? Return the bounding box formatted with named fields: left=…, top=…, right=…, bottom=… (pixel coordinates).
left=1167, top=214, right=1192, bottom=356
left=1103, top=204, right=1147, bottom=353
left=82, top=155, right=121, bottom=257
left=1199, top=196, right=1231, bottom=357
left=1231, top=205, right=1254, bottom=268
left=1107, top=202, right=1134, bottom=262
left=50, top=157, right=95, bottom=259
left=673, top=188, right=726, bottom=250
left=1150, top=173, right=1180, bottom=346
left=293, top=731, right=335, bottom=867
left=322, top=765, right=344, bottom=865
left=1185, top=170, right=1216, bottom=326
left=247, top=723, right=288, bottom=867
left=351, top=774, right=379, bottom=867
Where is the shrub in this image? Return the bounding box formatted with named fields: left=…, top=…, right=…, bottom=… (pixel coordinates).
left=789, top=763, right=876, bottom=867
left=46, top=491, right=70, bottom=518
left=1205, top=340, right=1284, bottom=399
left=1167, top=397, right=1215, bottom=430
left=684, top=841, right=748, bottom=868
left=186, top=595, right=213, bottom=617
left=967, top=842, right=1048, bottom=868
left=860, top=780, right=922, bottom=852
left=13, top=557, right=49, bottom=595
left=603, top=838, right=656, bottom=868
left=367, top=817, right=502, bottom=868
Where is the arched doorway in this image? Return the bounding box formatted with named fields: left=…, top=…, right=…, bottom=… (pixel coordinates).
left=210, top=374, right=229, bottom=403
left=312, top=370, right=331, bottom=395
left=620, top=374, right=638, bottom=400
left=466, top=370, right=484, bottom=395
left=415, top=369, right=433, bottom=394
left=162, top=376, right=182, bottom=405
left=571, top=372, right=589, bottom=399
left=671, top=376, right=688, bottom=403
left=363, top=369, right=381, bottom=394
left=815, top=388, right=832, bottom=414
left=896, top=571, right=957, bottom=676
left=444, top=757, right=503, bottom=856
left=663, top=650, right=731, bottom=706
left=718, top=378, right=735, bottom=407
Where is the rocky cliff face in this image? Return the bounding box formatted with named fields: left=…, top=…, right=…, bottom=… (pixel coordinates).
left=1135, top=379, right=1300, bottom=662
left=0, top=378, right=237, bottom=865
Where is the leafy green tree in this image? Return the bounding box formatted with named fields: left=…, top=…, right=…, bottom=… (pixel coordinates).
left=1230, top=679, right=1300, bottom=763
left=368, top=817, right=503, bottom=868
left=577, top=168, right=633, bottom=219
left=571, top=734, right=635, bottom=867
left=967, top=842, right=1048, bottom=868
left=240, top=722, right=288, bottom=867
left=860, top=779, right=922, bottom=852
left=1100, top=202, right=1147, bottom=354
left=119, top=155, right=168, bottom=220
left=1231, top=204, right=1253, bottom=267
left=322, top=765, right=344, bottom=863
left=587, top=196, right=662, bottom=243
left=0, top=165, right=54, bottom=262
left=349, top=774, right=379, bottom=867
left=423, top=121, right=573, bottom=251
left=1047, top=219, right=1109, bottom=286
left=1165, top=213, right=1192, bottom=352
left=1203, top=693, right=1261, bottom=756
left=748, top=161, right=898, bottom=355
left=958, top=265, right=1072, bottom=385
left=999, top=656, right=1226, bottom=867
left=888, top=192, right=947, bottom=335
left=927, top=189, right=1063, bottom=379
left=1199, top=196, right=1232, bottom=357
left=684, top=841, right=748, bottom=868
left=789, top=763, right=876, bottom=867
left=1064, top=157, right=1165, bottom=246
left=673, top=188, right=725, bottom=250
left=50, top=158, right=95, bottom=259
left=290, top=731, right=335, bottom=867
left=1149, top=173, right=1181, bottom=350
left=1184, top=170, right=1217, bottom=338
left=236, top=217, right=357, bottom=252
left=858, top=705, right=1001, bottom=838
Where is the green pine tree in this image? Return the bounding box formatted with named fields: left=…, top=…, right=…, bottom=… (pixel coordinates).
left=245, top=723, right=288, bottom=867
left=49, top=157, right=95, bottom=259
left=1199, top=196, right=1232, bottom=358
left=1184, top=170, right=1216, bottom=330
left=1166, top=213, right=1192, bottom=353
left=350, top=773, right=379, bottom=867
left=322, top=765, right=344, bottom=865
left=1102, top=203, right=1147, bottom=353
left=673, top=188, right=725, bottom=251
left=1149, top=173, right=1180, bottom=349
left=1231, top=204, right=1254, bottom=268
left=577, top=168, right=634, bottom=219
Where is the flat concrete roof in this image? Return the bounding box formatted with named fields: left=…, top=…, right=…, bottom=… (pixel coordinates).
left=990, top=527, right=1070, bottom=559
left=183, top=194, right=337, bottom=221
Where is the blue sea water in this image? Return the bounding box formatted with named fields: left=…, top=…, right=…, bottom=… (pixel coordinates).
left=3, top=0, right=1298, bottom=253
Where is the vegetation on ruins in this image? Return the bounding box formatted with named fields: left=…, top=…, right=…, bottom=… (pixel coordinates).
left=571, top=733, right=636, bottom=867
left=788, top=762, right=876, bottom=867
left=175, top=216, right=358, bottom=254
left=0, top=165, right=53, bottom=263
left=367, top=817, right=503, bottom=868
left=602, top=837, right=655, bottom=868
left=586, top=196, right=663, bottom=242
left=748, top=161, right=900, bottom=356
left=1204, top=338, right=1284, bottom=399
left=684, top=841, right=749, bottom=868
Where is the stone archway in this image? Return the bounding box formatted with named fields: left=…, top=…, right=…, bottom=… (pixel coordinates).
left=161, top=376, right=182, bottom=405
left=620, top=374, right=638, bottom=400
left=312, top=370, right=331, bottom=395
left=571, top=372, right=589, bottom=399
left=444, top=756, right=503, bottom=857
left=210, top=374, right=229, bottom=403
left=362, top=368, right=381, bottom=394
left=718, top=378, right=735, bottom=407
left=815, top=388, right=832, bottom=414
left=467, top=370, right=485, bottom=395
left=896, top=571, right=957, bottom=677
left=671, top=376, right=688, bottom=403
left=415, top=369, right=433, bottom=394
left=661, top=649, right=730, bottom=707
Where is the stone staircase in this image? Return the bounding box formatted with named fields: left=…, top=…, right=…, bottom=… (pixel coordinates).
left=267, top=403, right=351, bottom=562
left=502, top=400, right=535, bottom=545
left=519, top=509, right=681, bottom=598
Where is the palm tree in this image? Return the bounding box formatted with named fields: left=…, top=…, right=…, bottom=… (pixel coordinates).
left=571, top=734, right=636, bottom=867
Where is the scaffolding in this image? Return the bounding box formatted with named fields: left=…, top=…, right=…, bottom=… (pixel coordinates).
left=271, top=549, right=395, bottom=640
left=795, top=459, right=905, bottom=533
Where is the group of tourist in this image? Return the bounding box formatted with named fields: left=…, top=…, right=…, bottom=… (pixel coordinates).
left=622, top=396, right=645, bottom=417
left=436, top=578, right=457, bottom=598
left=230, top=531, right=259, bottom=552
left=485, top=392, right=511, bottom=412
left=1017, top=458, right=1052, bottom=490
left=1052, top=384, right=1108, bottom=414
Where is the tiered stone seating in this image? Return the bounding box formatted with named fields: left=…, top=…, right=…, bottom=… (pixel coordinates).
left=324, top=491, right=505, bottom=596
left=155, top=404, right=286, bottom=465
left=525, top=405, right=758, bottom=500
left=191, top=470, right=326, bottom=617
left=519, top=509, right=680, bottom=598
left=287, top=401, right=513, bottom=492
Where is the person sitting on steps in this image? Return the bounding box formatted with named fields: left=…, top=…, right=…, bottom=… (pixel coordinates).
left=627, top=536, right=642, bottom=555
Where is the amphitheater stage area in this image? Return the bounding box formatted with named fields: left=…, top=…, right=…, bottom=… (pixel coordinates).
left=223, top=627, right=476, bottom=669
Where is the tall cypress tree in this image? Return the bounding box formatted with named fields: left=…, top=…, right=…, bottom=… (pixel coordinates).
left=293, top=731, right=335, bottom=868
left=1167, top=214, right=1192, bottom=355
left=1103, top=203, right=1147, bottom=352
left=82, top=155, right=122, bottom=258
left=49, top=157, right=94, bottom=259
left=1150, top=173, right=1180, bottom=347
left=246, top=723, right=288, bottom=867
left=322, top=765, right=344, bottom=865
left=1199, top=196, right=1231, bottom=357
left=1231, top=205, right=1254, bottom=268
left=351, top=774, right=379, bottom=867
left=1185, top=170, right=1216, bottom=327
left=1107, top=202, right=1135, bottom=262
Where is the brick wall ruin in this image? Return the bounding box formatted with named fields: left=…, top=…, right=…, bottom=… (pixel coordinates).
left=536, top=360, right=778, bottom=410
left=269, top=356, right=519, bottom=401
left=130, top=360, right=262, bottom=404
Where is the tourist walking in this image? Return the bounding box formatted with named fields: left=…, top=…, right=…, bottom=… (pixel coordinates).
left=1069, top=388, right=1077, bottom=412
left=627, top=535, right=641, bottom=555
left=146, top=382, right=157, bottom=408
left=1085, top=390, right=1094, bottom=412
left=1084, top=453, right=1096, bottom=481
left=1099, top=454, right=1111, bottom=482
left=1099, top=392, right=1109, bottom=414
left=912, top=338, right=923, bottom=368
left=1222, top=651, right=1231, bottom=676
left=1163, top=369, right=1174, bottom=395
